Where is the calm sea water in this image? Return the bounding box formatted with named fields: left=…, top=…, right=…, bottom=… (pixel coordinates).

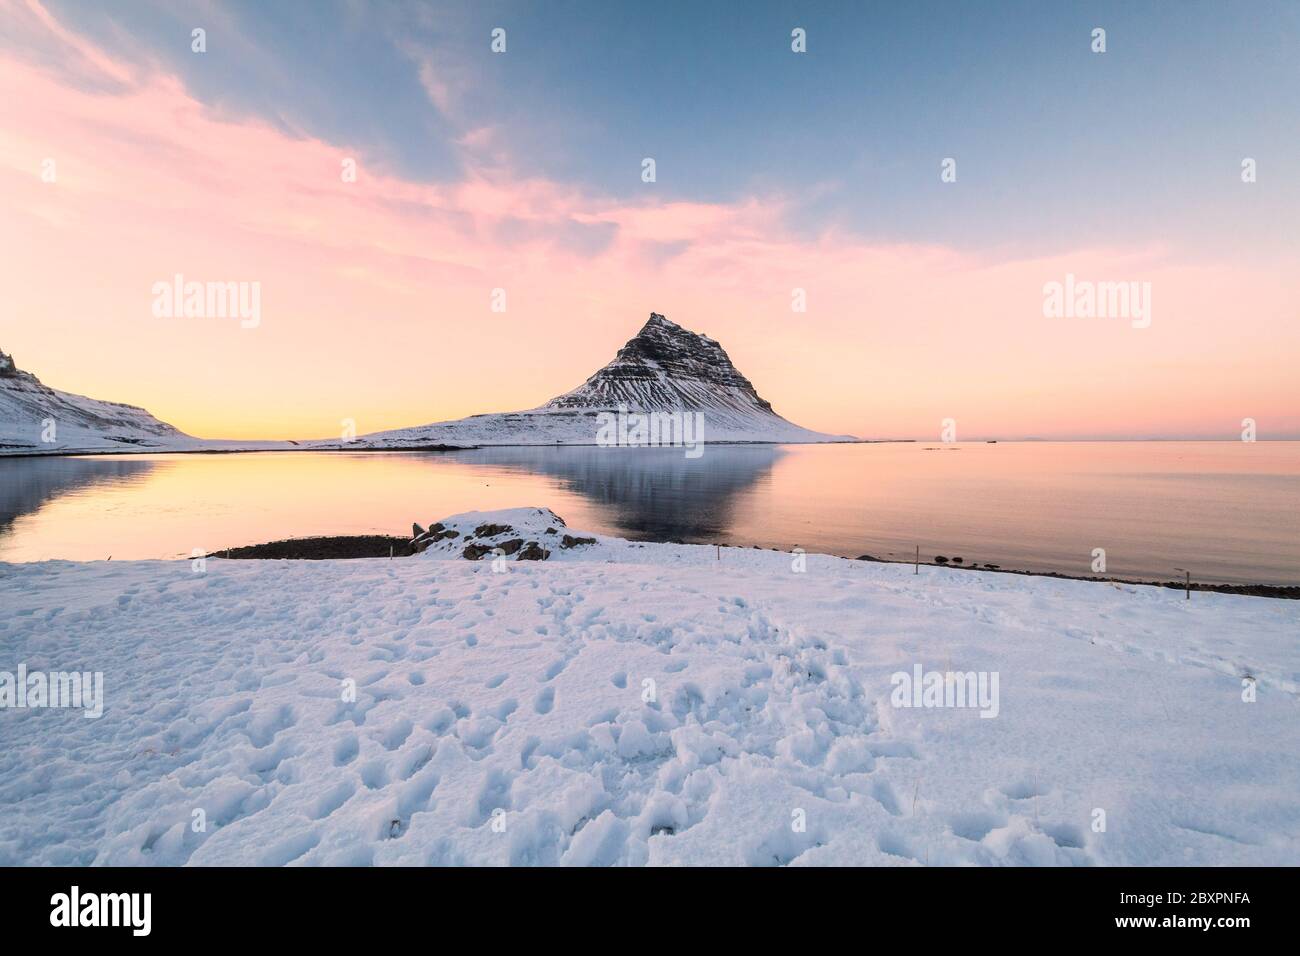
left=1, top=442, right=1297, bottom=585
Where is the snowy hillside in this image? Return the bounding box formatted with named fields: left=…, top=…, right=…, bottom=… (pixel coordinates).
left=0, top=348, right=331, bottom=457
left=344, top=313, right=854, bottom=448
left=0, top=348, right=190, bottom=454
left=1, top=507, right=1295, bottom=866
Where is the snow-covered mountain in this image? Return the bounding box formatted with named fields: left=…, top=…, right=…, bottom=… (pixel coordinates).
left=548, top=312, right=784, bottom=415
left=0, top=348, right=191, bottom=454
left=1, top=314, right=852, bottom=456
left=348, top=313, right=853, bottom=447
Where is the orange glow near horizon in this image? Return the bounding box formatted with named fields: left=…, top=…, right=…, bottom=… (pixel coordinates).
left=2, top=1, right=1298, bottom=441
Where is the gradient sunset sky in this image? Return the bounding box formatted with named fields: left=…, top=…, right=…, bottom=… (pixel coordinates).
left=2, top=0, right=1297, bottom=440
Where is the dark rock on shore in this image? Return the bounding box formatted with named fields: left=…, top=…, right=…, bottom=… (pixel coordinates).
left=216, top=535, right=414, bottom=560
left=411, top=522, right=460, bottom=552
left=561, top=534, right=597, bottom=549
left=462, top=538, right=550, bottom=561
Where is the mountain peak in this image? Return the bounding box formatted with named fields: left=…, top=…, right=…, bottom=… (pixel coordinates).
left=0, top=349, right=33, bottom=382
left=545, top=312, right=774, bottom=415
left=641, top=311, right=677, bottom=331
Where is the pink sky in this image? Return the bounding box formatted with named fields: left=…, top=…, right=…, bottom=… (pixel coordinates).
left=2, top=0, right=1297, bottom=440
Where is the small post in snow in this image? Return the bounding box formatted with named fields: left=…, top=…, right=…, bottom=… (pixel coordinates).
left=389, top=544, right=393, bottom=561
left=914, top=545, right=919, bottom=575
left=1174, top=567, right=1191, bottom=600
left=716, top=544, right=720, bottom=562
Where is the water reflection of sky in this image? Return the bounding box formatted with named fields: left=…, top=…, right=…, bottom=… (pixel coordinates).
left=0, top=448, right=782, bottom=562
left=1, top=445, right=1297, bottom=584
left=0, top=456, right=158, bottom=536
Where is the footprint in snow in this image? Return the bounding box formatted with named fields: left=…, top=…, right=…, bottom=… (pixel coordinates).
left=310, top=781, right=356, bottom=820
left=948, top=810, right=1005, bottom=842
left=359, top=758, right=388, bottom=790
left=534, top=686, right=555, bottom=715
left=333, top=734, right=360, bottom=766
left=1002, top=779, right=1049, bottom=800
left=1041, top=822, right=1087, bottom=849
left=378, top=717, right=413, bottom=751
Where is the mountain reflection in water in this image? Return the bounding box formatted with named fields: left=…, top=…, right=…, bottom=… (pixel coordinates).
left=446, top=445, right=780, bottom=541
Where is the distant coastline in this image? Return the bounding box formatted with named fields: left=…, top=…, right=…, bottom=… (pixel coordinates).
left=10, top=436, right=1300, bottom=460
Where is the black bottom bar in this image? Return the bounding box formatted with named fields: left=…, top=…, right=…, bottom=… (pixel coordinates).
left=3, top=866, right=1287, bottom=941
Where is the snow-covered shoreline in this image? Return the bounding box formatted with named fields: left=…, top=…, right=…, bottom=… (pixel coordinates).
left=2, top=508, right=1297, bottom=866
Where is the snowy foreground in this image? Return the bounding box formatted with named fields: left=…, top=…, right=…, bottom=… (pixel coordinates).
left=1, top=508, right=1297, bottom=866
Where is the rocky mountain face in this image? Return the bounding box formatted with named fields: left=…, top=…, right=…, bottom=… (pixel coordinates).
left=0, top=348, right=186, bottom=453
left=0, top=349, right=32, bottom=381
left=546, top=313, right=778, bottom=416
